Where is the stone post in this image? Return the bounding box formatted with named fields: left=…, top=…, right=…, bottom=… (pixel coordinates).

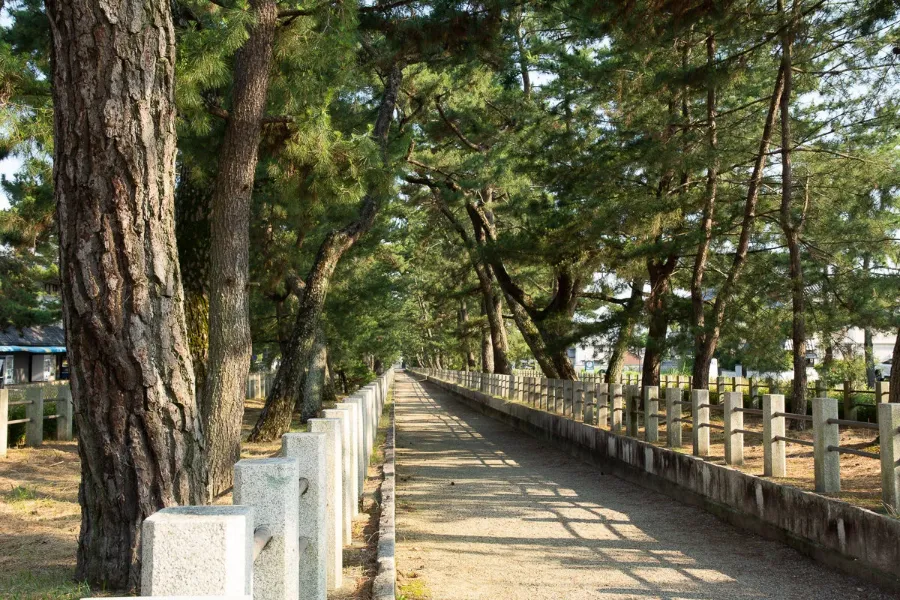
left=875, top=379, right=887, bottom=404
left=0, top=389, right=7, bottom=458
left=234, top=458, right=300, bottom=600
left=749, top=377, right=760, bottom=409
left=539, top=378, right=548, bottom=410
left=574, top=382, right=584, bottom=422
left=665, top=387, right=681, bottom=448
left=763, top=394, right=786, bottom=477
left=324, top=408, right=357, bottom=530
left=878, top=403, right=900, bottom=512
left=610, top=383, right=623, bottom=433
left=723, top=391, right=743, bottom=465
left=308, top=418, right=343, bottom=589
left=597, top=383, right=609, bottom=428
left=282, top=433, right=327, bottom=600
left=625, top=385, right=638, bottom=437
left=813, top=396, right=840, bottom=494
left=142, top=506, right=253, bottom=596
left=559, top=380, right=567, bottom=415
left=842, top=381, right=856, bottom=421
left=548, top=379, right=556, bottom=413
left=644, top=386, right=659, bottom=442
left=583, top=383, right=594, bottom=425
left=56, top=386, right=73, bottom=441
left=692, top=390, right=710, bottom=457
left=344, top=398, right=366, bottom=496
left=25, top=386, right=43, bottom=447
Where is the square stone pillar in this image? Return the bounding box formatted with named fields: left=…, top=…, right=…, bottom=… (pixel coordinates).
left=583, top=383, right=594, bottom=425
left=692, top=390, right=710, bottom=456
left=610, top=384, right=623, bottom=433
left=344, top=396, right=369, bottom=498
left=574, top=382, right=584, bottom=422
left=763, top=394, right=786, bottom=477
left=142, top=506, right=253, bottom=596
left=308, top=418, right=343, bottom=589
left=282, top=432, right=327, bottom=600
left=56, top=386, right=73, bottom=441
left=879, top=403, right=900, bottom=512
left=723, top=392, right=743, bottom=465
left=644, top=386, right=659, bottom=442
left=324, top=408, right=357, bottom=533
left=340, top=400, right=366, bottom=501
left=625, top=385, right=639, bottom=437
left=25, top=386, right=43, bottom=447
left=813, top=397, right=840, bottom=494
left=665, top=387, right=682, bottom=448
left=597, top=383, right=609, bottom=428
left=234, top=458, right=300, bottom=600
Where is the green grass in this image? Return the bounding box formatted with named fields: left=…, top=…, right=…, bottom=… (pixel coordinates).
left=0, top=571, right=93, bottom=600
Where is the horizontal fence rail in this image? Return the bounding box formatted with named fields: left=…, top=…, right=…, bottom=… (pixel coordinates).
left=1, top=385, right=74, bottom=457
left=415, top=368, right=900, bottom=513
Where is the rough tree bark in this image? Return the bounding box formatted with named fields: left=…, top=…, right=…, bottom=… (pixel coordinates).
left=175, top=177, right=211, bottom=400
left=606, top=280, right=643, bottom=384
left=296, top=331, right=327, bottom=418
left=202, top=0, right=278, bottom=498
left=480, top=297, right=495, bottom=373
left=47, top=0, right=206, bottom=588
left=248, top=63, right=403, bottom=442
left=690, top=64, right=785, bottom=388
left=458, top=300, right=478, bottom=370
left=642, top=256, right=678, bottom=386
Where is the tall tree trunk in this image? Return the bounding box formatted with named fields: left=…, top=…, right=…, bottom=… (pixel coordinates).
left=889, top=327, right=900, bottom=404
left=202, top=0, right=277, bottom=498
left=248, top=64, right=403, bottom=442
left=175, top=177, right=211, bottom=401
left=778, top=0, right=807, bottom=420
left=480, top=297, right=495, bottom=373
left=606, top=280, right=643, bottom=383
left=296, top=331, right=327, bottom=419
left=691, top=64, right=785, bottom=388
left=864, top=327, right=876, bottom=388
left=47, top=0, right=206, bottom=588
left=863, top=255, right=876, bottom=387
left=458, top=300, right=477, bottom=370
left=642, top=256, right=677, bottom=386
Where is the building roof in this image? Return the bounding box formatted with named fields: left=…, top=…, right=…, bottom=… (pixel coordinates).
left=0, top=325, right=66, bottom=347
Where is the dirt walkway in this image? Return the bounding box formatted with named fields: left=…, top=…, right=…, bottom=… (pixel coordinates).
left=394, top=373, right=891, bottom=600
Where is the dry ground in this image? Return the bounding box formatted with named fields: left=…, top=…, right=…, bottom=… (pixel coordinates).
left=395, top=374, right=894, bottom=600
left=0, top=396, right=392, bottom=600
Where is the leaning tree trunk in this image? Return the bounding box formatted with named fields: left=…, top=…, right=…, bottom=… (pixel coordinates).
left=247, top=63, right=403, bottom=442
left=202, top=0, right=278, bottom=499
left=47, top=0, right=206, bottom=589
left=296, top=331, right=328, bottom=419
left=606, top=280, right=643, bottom=384
left=642, top=257, right=677, bottom=387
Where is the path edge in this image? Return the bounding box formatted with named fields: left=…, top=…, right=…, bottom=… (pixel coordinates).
left=373, top=400, right=396, bottom=600
left=415, top=372, right=900, bottom=594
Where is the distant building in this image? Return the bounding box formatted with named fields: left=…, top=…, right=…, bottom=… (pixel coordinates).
left=569, top=341, right=641, bottom=373
left=0, top=325, right=68, bottom=385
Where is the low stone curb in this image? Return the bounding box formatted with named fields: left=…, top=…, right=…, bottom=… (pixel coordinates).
left=372, top=402, right=396, bottom=600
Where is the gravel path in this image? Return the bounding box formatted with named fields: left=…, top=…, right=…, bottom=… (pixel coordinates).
left=394, top=373, right=892, bottom=600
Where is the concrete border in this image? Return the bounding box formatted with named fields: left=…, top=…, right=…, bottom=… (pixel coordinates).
left=372, top=398, right=396, bottom=600
left=419, top=373, right=900, bottom=593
